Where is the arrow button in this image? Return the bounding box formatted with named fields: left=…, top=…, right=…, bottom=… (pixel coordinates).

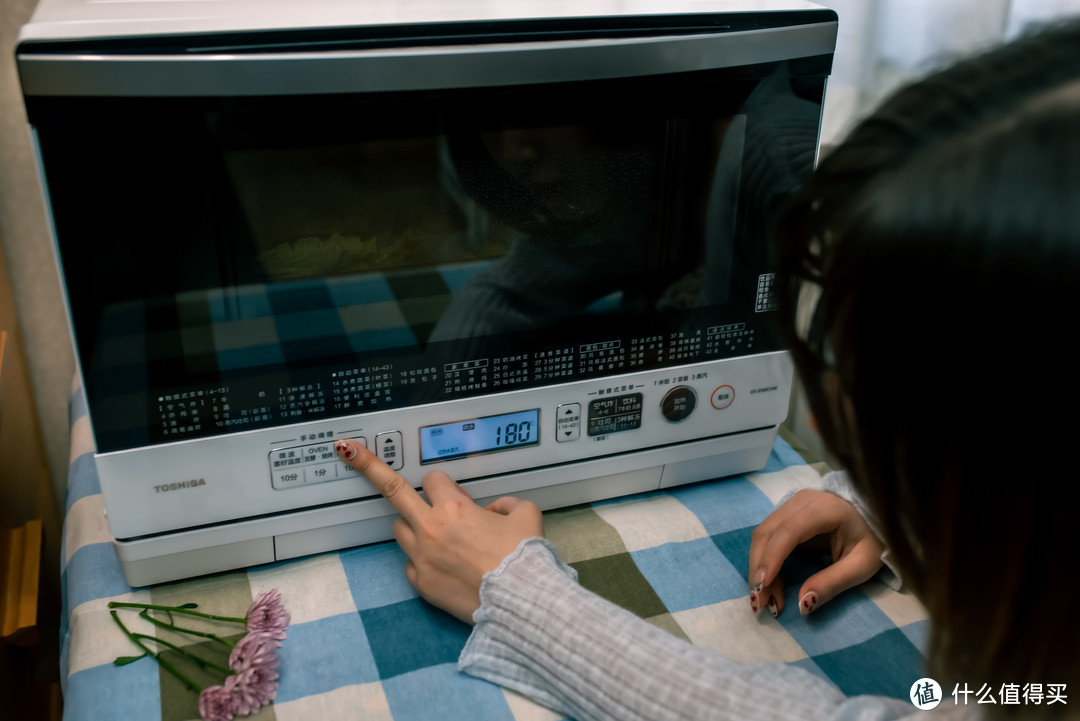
left=556, top=403, right=581, bottom=443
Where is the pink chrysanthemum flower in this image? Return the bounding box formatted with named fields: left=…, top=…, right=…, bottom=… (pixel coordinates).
left=198, top=678, right=238, bottom=721
left=231, top=665, right=280, bottom=716
left=246, top=589, right=290, bottom=640
left=229, top=631, right=281, bottom=673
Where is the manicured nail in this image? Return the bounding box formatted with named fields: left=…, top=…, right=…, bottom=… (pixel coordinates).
left=799, top=591, right=818, bottom=615
left=335, top=440, right=357, bottom=460
left=767, top=600, right=778, bottom=618
left=749, top=591, right=760, bottom=614
left=751, top=568, right=766, bottom=593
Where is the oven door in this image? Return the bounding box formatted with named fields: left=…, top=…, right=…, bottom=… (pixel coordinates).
left=20, top=18, right=832, bottom=546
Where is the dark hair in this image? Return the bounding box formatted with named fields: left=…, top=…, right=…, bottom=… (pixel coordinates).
left=773, top=19, right=1080, bottom=715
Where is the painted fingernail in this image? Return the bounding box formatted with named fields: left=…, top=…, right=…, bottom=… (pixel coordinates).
left=751, top=568, right=766, bottom=593
left=768, top=600, right=778, bottom=618
left=799, top=591, right=819, bottom=615
left=335, top=440, right=357, bottom=460
left=749, top=592, right=759, bottom=614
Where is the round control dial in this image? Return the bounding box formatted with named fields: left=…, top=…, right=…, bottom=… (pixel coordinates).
left=660, top=386, right=697, bottom=422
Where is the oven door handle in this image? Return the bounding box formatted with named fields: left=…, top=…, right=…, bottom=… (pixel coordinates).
left=17, top=22, right=836, bottom=97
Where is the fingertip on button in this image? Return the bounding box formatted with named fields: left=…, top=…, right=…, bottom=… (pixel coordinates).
left=335, top=439, right=358, bottom=460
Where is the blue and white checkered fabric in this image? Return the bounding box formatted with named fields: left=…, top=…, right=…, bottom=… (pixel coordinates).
left=61, top=379, right=929, bottom=721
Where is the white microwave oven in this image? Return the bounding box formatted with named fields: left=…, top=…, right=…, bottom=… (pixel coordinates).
left=18, top=0, right=836, bottom=586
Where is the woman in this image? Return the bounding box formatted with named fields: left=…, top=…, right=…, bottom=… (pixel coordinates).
left=334, top=17, right=1080, bottom=721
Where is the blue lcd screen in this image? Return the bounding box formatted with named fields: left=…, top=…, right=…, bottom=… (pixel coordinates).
left=419, top=409, right=540, bottom=464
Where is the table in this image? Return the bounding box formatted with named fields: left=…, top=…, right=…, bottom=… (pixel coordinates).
left=60, top=380, right=929, bottom=720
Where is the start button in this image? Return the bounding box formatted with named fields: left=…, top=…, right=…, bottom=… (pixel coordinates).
left=660, top=386, right=697, bottom=422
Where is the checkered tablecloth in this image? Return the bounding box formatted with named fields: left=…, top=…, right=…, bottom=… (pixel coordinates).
left=61, top=379, right=930, bottom=721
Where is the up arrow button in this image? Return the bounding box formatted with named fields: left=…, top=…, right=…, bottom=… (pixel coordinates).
left=556, top=402, right=582, bottom=442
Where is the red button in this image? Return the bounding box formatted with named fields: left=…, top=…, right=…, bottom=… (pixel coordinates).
left=710, top=385, right=735, bottom=410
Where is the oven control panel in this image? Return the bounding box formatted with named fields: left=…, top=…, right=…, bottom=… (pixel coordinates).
left=264, top=353, right=788, bottom=493
left=97, top=352, right=792, bottom=540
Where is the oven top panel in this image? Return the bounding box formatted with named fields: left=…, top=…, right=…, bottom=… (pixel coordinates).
left=20, top=0, right=834, bottom=44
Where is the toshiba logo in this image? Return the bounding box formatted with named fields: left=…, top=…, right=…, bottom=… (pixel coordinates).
left=154, top=479, right=207, bottom=493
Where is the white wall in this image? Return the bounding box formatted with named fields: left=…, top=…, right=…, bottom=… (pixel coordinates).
left=816, top=0, right=1080, bottom=146
left=0, top=0, right=73, bottom=505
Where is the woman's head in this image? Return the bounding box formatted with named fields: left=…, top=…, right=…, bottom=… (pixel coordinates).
left=774, top=18, right=1080, bottom=706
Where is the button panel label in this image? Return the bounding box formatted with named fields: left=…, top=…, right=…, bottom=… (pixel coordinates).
left=587, top=393, right=643, bottom=436
left=269, top=437, right=367, bottom=489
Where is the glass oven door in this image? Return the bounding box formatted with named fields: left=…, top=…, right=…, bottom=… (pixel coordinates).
left=22, top=22, right=832, bottom=454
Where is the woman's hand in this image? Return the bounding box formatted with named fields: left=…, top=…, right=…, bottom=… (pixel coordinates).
left=335, top=439, right=543, bottom=624
left=748, top=489, right=884, bottom=617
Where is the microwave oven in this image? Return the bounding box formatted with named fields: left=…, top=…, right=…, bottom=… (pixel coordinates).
left=18, top=0, right=836, bottom=587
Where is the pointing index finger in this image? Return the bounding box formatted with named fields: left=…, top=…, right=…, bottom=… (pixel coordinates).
left=335, top=439, right=428, bottom=524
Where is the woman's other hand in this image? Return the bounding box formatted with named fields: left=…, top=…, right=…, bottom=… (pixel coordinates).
left=335, top=439, right=543, bottom=624
left=748, top=489, right=884, bottom=617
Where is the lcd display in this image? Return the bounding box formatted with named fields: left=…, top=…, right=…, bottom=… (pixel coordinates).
left=420, top=409, right=540, bottom=464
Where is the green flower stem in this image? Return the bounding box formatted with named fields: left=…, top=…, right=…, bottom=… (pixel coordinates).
left=138, top=610, right=237, bottom=649
left=132, top=633, right=232, bottom=676
left=110, top=611, right=201, bottom=693
left=108, top=601, right=246, bottom=625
